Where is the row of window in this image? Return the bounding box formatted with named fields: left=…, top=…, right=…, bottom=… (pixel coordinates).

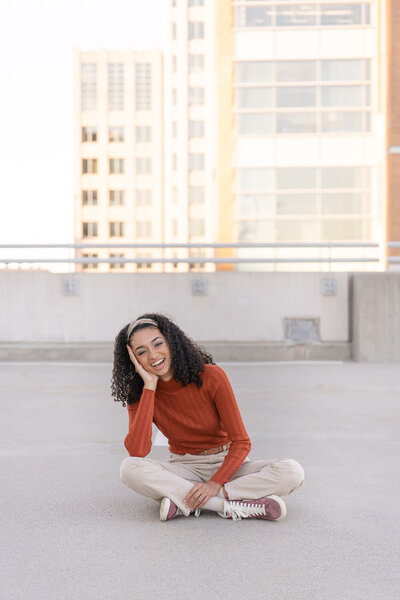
left=238, top=218, right=371, bottom=242
left=236, top=59, right=371, bottom=84
left=82, top=185, right=206, bottom=206
left=82, top=254, right=155, bottom=270
left=237, top=166, right=370, bottom=191
left=172, top=54, right=205, bottom=74
left=234, top=3, right=371, bottom=29
left=82, top=126, right=152, bottom=143
left=82, top=158, right=152, bottom=175
left=81, top=62, right=152, bottom=111
left=171, top=0, right=204, bottom=6
left=237, top=192, right=371, bottom=217
left=82, top=219, right=205, bottom=238
left=237, top=110, right=371, bottom=135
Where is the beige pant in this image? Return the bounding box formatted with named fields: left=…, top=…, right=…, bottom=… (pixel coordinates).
left=120, top=450, right=304, bottom=516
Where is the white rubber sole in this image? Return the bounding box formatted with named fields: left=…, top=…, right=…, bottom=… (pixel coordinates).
left=160, top=497, right=171, bottom=521
left=267, top=495, right=287, bottom=521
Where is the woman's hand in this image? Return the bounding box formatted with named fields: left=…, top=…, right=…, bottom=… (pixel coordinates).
left=184, top=481, right=221, bottom=510
left=126, top=345, right=159, bottom=390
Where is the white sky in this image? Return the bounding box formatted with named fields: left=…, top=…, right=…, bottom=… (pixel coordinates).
left=0, top=0, right=165, bottom=247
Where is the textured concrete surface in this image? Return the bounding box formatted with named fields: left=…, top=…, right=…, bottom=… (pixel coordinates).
left=0, top=362, right=399, bottom=600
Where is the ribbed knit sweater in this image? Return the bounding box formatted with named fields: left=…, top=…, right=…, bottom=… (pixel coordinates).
left=124, top=364, right=251, bottom=486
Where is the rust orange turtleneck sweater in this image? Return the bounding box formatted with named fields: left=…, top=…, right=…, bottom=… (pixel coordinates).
left=124, top=364, right=251, bottom=486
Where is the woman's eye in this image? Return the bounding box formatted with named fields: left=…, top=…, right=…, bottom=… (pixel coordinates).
left=154, top=341, right=163, bottom=347
left=137, top=351, right=146, bottom=356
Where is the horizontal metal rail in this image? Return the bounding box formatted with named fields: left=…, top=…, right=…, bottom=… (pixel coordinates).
left=0, top=243, right=380, bottom=249
left=0, top=258, right=380, bottom=265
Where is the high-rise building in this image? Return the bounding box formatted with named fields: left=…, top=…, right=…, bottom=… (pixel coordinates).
left=166, top=0, right=387, bottom=270
left=73, top=49, right=164, bottom=272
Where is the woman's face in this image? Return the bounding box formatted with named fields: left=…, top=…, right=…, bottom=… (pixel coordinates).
left=129, top=326, right=173, bottom=381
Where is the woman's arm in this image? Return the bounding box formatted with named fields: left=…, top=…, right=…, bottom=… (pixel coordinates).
left=124, top=389, right=155, bottom=456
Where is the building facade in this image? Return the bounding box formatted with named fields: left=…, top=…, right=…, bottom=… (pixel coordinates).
left=73, top=49, right=164, bottom=272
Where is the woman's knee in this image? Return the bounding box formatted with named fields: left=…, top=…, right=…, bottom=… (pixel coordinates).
left=120, top=456, right=144, bottom=485
left=284, top=459, right=305, bottom=492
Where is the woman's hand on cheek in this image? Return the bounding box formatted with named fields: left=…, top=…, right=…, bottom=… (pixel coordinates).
left=126, top=345, right=159, bottom=390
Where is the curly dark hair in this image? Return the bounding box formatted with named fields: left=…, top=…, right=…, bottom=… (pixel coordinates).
left=111, top=312, right=215, bottom=406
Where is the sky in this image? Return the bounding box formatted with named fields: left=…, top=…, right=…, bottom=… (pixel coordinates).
left=0, top=0, right=165, bottom=250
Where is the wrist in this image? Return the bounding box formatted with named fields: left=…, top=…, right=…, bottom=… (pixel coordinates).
left=144, top=384, right=157, bottom=391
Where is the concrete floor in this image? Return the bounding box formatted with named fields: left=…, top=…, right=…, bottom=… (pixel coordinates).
left=0, top=361, right=399, bottom=600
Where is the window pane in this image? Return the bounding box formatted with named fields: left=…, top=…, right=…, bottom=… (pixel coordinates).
left=321, top=4, right=362, bottom=26
left=189, top=219, right=205, bottom=236
left=322, top=85, right=364, bottom=107
left=276, top=194, right=317, bottom=214
left=237, top=195, right=275, bottom=217
left=188, top=54, right=204, bottom=72
left=277, top=220, right=318, bottom=241
left=136, top=63, right=152, bottom=110
left=322, top=59, right=366, bottom=81
left=189, top=186, right=205, bottom=203
left=277, top=112, right=317, bottom=133
left=238, top=113, right=274, bottom=135
left=321, top=111, right=364, bottom=133
left=236, top=87, right=274, bottom=109
left=277, top=61, right=316, bottom=82
left=321, top=167, right=370, bottom=189
left=277, top=168, right=317, bottom=189
left=236, top=61, right=273, bottom=83
left=321, top=192, right=370, bottom=214
left=277, top=86, right=316, bottom=107
left=235, top=6, right=271, bottom=28
left=109, top=63, right=124, bottom=110
left=321, top=219, right=368, bottom=240
left=238, top=220, right=274, bottom=242
left=276, top=4, right=317, bottom=27
left=237, top=168, right=274, bottom=191
left=81, top=63, right=97, bottom=110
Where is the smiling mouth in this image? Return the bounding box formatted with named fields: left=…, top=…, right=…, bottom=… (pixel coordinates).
left=152, top=358, right=165, bottom=368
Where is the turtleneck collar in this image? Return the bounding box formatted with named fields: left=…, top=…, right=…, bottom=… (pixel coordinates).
left=156, top=377, right=184, bottom=392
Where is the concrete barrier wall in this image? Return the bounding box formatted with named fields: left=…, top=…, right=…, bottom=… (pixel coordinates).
left=353, top=273, right=400, bottom=362
left=0, top=271, right=350, bottom=361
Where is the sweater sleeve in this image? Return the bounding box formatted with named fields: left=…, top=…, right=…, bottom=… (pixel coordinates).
left=124, top=388, right=155, bottom=456
left=208, top=367, right=251, bottom=486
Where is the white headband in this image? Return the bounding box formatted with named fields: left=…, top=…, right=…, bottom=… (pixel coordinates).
left=126, top=318, right=158, bottom=341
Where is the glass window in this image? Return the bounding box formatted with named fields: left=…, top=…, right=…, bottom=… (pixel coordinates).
left=81, top=63, right=97, bottom=110
left=109, top=253, right=125, bottom=269
left=189, top=219, right=205, bottom=236
left=82, top=222, right=98, bottom=237
left=237, top=195, right=275, bottom=217
left=136, top=126, right=151, bottom=142
left=277, top=86, right=316, bottom=107
left=236, top=61, right=273, bottom=83
left=172, top=88, right=177, bottom=105
left=321, top=111, right=364, bottom=133
left=236, top=87, right=274, bottom=109
left=109, top=158, right=124, bottom=174
left=136, top=158, right=152, bottom=174
left=321, top=167, right=370, bottom=189
left=109, top=222, right=125, bottom=237
left=277, top=168, right=317, bottom=189
left=188, top=87, right=205, bottom=105
left=238, top=113, right=274, bottom=135
left=189, top=153, right=205, bottom=171
left=136, top=221, right=152, bottom=237
left=82, top=253, right=98, bottom=270
left=108, top=63, right=124, bottom=111
left=276, top=194, right=317, bottom=214
left=82, top=190, right=98, bottom=206
left=276, top=4, right=317, bottom=27
left=322, top=59, right=366, bottom=81
left=136, top=189, right=152, bottom=206
left=237, top=168, right=274, bottom=191
left=82, top=127, right=97, bottom=142
left=189, top=120, right=205, bottom=138
left=172, top=23, right=177, bottom=40
left=188, top=21, right=204, bottom=39
left=109, top=190, right=125, bottom=206
left=277, top=112, right=317, bottom=134
left=235, top=6, right=272, bottom=28
left=172, top=186, right=178, bottom=203
left=321, top=192, right=370, bottom=214
left=321, top=219, right=367, bottom=240
left=172, top=55, right=177, bottom=73
left=172, top=153, right=177, bottom=170
left=321, top=4, right=362, bottom=26
left=82, top=159, right=98, bottom=174
left=189, top=185, right=205, bottom=203
left=189, top=0, right=204, bottom=5
left=136, top=63, right=151, bottom=110
left=109, top=126, right=125, bottom=142
left=277, top=61, right=317, bottom=82
left=172, top=220, right=178, bottom=236
left=277, top=220, right=318, bottom=241
left=322, top=85, right=364, bottom=107
left=188, top=54, right=204, bottom=72
left=238, top=220, right=274, bottom=242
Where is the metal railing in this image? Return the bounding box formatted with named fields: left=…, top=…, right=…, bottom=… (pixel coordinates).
left=0, top=242, right=381, bottom=268
left=387, top=242, right=400, bottom=263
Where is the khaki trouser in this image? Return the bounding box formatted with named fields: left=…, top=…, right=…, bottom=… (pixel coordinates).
left=120, top=450, right=304, bottom=516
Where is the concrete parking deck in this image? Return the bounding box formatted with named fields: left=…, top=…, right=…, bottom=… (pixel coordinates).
left=1, top=361, right=399, bottom=600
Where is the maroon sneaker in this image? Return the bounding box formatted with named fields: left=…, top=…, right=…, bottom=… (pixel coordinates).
left=219, top=495, right=287, bottom=521
left=160, top=497, right=201, bottom=521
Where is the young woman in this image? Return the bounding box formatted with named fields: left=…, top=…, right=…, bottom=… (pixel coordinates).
left=112, top=313, right=304, bottom=522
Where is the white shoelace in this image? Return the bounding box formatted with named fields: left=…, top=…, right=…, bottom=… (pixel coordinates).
left=225, top=501, right=266, bottom=521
